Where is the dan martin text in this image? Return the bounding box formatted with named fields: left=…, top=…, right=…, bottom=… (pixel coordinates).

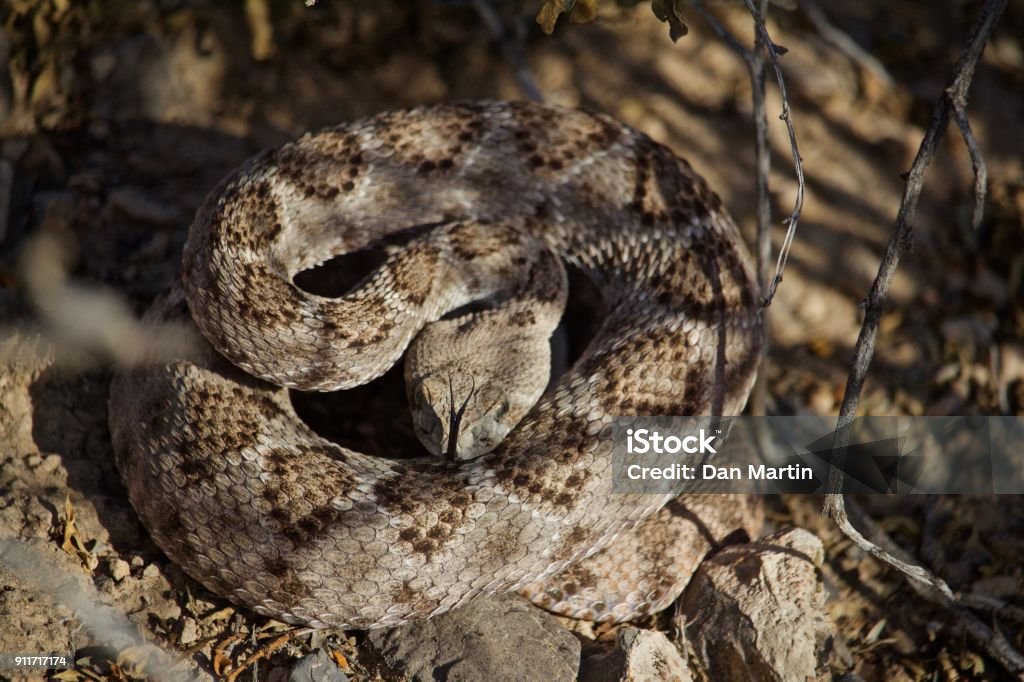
left=625, top=463, right=815, bottom=481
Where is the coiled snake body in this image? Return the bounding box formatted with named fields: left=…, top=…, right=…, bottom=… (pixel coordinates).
left=109, top=101, right=763, bottom=629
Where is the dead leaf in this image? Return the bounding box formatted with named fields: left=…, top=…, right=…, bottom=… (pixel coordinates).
left=223, top=631, right=299, bottom=682
left=61, top=495, right=98, bottom=573
left=536, top=0, right=599, bottom=35
left=651, top=0, right=688, bottom=42
left=212, top=632, right=245, bottom=677
left=330, top=649, right=352, bottom=672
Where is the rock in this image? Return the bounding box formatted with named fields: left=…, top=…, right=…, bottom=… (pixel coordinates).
left=580, top=627, right=691, bottom=682
left=288, top=649, right=349, bottom=682
left=108, top=557, right=130, bottom=582
left=677, top=528, right=833, bottom=682
left=178, top=617, right=198, bottom=646
left=364, top=593, right=580, bottom=681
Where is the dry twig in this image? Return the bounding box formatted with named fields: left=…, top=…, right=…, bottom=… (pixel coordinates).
left=747, top=0, right=772, bottom=418
left=688, top=1, right=803, bottom=306
left=949, top=93, right=988, bottom=230
left=688, top=0, right=793, bottom=416
left=823, top=0, right=1020, bottom=674
left=740, top=0, right=804, bottom=307
left=218, top=627, right=312, bottom=682
left=845, top=498, right=1024, bottom=673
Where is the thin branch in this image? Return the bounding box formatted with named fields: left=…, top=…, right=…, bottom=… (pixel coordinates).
left=691, top=0, right=803, bottom=307
left=689, top=0, right=778, bottom=417
left=740, top=0, right=803, bottom=307
left=838, top=495, right=955, bottom=603
left=749, top=0, right=771, bottom=418
left=949, top=99, right=988, bottom=230
left=691, top=1, right=772, bottom=284
left=749, top=1, right=770, bottom=304
left=845, top=499, right=1024, bottom=674
left=824, top=0, right=1018, bottom=674
left=471, top=0, right=544, bottom=102
left=959, top=593, right=1024, bottom=626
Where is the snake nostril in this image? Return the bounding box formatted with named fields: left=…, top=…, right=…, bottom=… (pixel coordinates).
left=491, top=396, right=510, bottom=418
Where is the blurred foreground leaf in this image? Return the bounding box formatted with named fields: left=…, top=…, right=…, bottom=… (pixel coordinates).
left=651, top=0, right=688, bottom=41
left=536, top=0, right=600, bottom=34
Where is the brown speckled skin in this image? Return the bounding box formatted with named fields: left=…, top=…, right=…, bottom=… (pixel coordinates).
left=109, top=101, right=763, bottom=629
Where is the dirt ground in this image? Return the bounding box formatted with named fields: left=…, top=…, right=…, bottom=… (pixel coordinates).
left=1, top=0, right=1023, bottom=680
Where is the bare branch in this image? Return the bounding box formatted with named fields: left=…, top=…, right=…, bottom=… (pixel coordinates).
left=748, top=1, right=771, bottom=416
left=740, top=0, right=803, bottom=308
left=0, top=539, right=190, bottom=679
left=840, top=496, right=955, bottom=604
left=827, top=0, right=1006, bottom=495
left=958, top=593, right=1024, bottom=626
left=690, top=0, right=803, bottom=308
left=748, top=1, right=771, bottom=304
left=823, top=0, right=1019, bottom=673
left=4, top=206, right=201, bottom=371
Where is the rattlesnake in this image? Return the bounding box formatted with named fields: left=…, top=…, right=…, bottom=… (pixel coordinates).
left=109, top=101, right=764, bottom=629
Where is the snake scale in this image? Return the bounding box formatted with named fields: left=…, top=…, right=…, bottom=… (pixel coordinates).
left=109, top=101, right=764, bottom=630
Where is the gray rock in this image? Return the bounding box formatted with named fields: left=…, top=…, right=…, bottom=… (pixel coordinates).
left=364, top=593, right=580, bottom=681
left=289, top=649, right=348, bottom=682
left=580, top=627, right=691, bottom=682
left=676, top=528, right=833, bottom=682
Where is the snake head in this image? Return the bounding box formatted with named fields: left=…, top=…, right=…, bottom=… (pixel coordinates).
left=410, top=371, right=516, bottom=460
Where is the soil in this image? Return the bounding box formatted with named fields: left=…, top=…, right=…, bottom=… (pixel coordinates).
left=1, top=1, right=1023, bottom=680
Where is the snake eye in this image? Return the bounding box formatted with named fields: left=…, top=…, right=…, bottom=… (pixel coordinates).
left=414, top=380, right=439, bottom=409
left=413, top=381, right=445, bottom=425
